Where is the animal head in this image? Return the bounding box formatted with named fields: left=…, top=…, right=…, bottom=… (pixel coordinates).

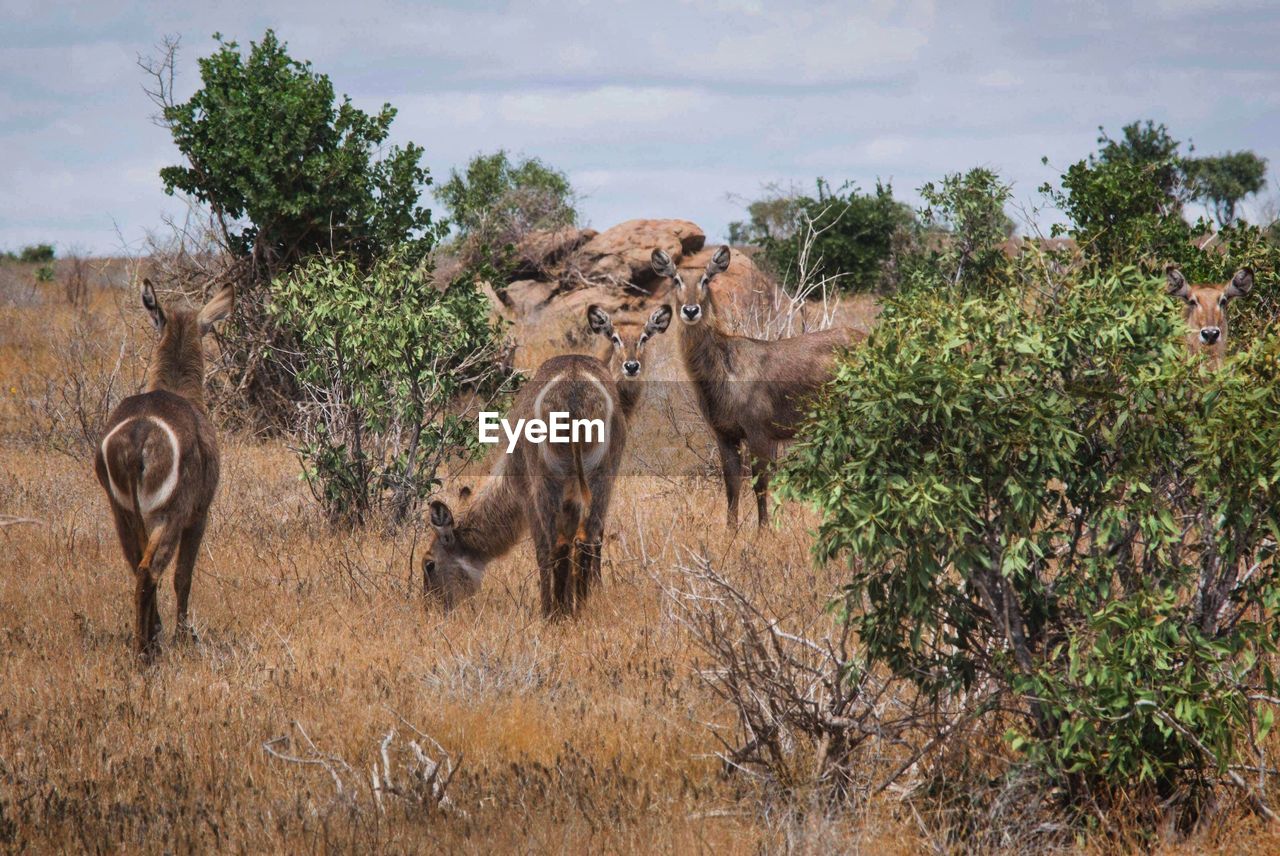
left=586, top=303, right=672, bottom=379
left=423, top=491, right=483, bottom=609
left=141, top=278, right=234, bottom=399
left=1165, top=266, right=1253, bottom=360
left=650, top=245, right=730, bottom=327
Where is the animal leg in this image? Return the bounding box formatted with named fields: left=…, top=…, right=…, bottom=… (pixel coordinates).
left=110, top=504, right=143, bottom=572
left=135, top=522, right=181, bottom=658
left=174, top=517, right=207, bottom=643
left=715, top=436, right=745, bottom=528
left=747, top=442, right=776, bottom=529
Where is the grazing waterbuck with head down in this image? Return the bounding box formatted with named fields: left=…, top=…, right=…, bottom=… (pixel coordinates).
left=1166, top=265, right=1254, bottom=365
left=424, top=354, right=627, bottom=617
left=95, top=279, right=233, bottom=658
left=586, top=302, right=672, bottom=416
left=652, top=245, right=863, bottom=528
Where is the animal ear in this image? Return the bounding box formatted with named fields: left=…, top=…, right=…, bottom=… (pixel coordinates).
left=707, top=245, right=731, bottom=275
left=586, top=304, right=613, bottom=337
left=198, top=283, right=235, bottom=335
left=141, top=279, right=165, bottom=330
left=1225, top=267, right=1254, bottom=299
left=646, top=304, right=673, bottom=335
left=650, top=248, right=677, bottom=278
left=1165, top=266, right=1191, bottom=301
left=428, top=499, right=456, bottom=544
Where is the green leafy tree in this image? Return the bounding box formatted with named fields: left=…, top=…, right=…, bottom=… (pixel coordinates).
left=737, top=180, right=913, bottom=292
left=434, top=150, right=578, bottom=282
left=156, top=30, right=438, bottom=273
left=1186, top=151, right=1269, bottom=226
left=779, top=268, right=1280, bottom=829
left=144, top=31, right=442, bottom=425
left=912, top=168, right=1015, bottom=295
left=271, top=250, right=514, bottom=527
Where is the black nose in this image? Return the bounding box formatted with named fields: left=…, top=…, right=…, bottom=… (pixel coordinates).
left=1201, top=328, right=1220, bottom=345
left=682, top=305, right=699, bottom=320
left=623, top=360, right=640, bottom=376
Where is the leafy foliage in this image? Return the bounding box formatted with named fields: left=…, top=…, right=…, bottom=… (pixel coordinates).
left=1, top=243, right=56, bottom=264
left=159, top=30, right=438, bottom=273
left=434, top=150, right=578, bottom=283
left=271, top=250, right=513, bottom=526
left=732, top=180, right=914, bottom=292
left=910, top=168, right=1015, bottom=296
left=780, top=267, right=1280, bottom=825
left=1186, top=151, right=1270, bottom=227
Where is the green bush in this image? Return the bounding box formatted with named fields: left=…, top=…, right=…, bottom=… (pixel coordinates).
left=434, top=150, right=577, bottom=283
left=907, top=168, right=1015, bottom=296
left=271, top=250, right=513, bottom=527
left=159, top=30, right=438, bottom=273
left=732, top=180, right=914, bottom=292
left=19, top=244, right=55, bottom=264
left=149, top=30, right=442, bottom=425
left=779, top=268, right=1280, bottom=827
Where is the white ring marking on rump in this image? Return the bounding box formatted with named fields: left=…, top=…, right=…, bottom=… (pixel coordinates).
left=139, top=417, right=181, bottom=514
left=100, top=417, right=136, bottom=509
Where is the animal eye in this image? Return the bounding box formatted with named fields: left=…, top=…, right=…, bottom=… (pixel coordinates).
left=1219, top=297, right=1228, bottom=307
left=639, top=334, right=649, bottom=344
left=612, top=335, right=622, bottom=346
left=424, top=559, right=436, bottom=576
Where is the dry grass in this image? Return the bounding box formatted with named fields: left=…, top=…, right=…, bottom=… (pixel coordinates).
left=3, top=269, right=1280, bottom=853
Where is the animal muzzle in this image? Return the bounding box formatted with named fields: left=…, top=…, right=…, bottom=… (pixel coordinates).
left=622, top=360, right=640, bottom=377
left=1199, top=327, right=1221, bottom=345
left=681, top=305, right=702, bottom=323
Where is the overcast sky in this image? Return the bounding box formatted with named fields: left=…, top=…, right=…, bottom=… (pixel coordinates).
left=2, top=0, right=1278, bottom=255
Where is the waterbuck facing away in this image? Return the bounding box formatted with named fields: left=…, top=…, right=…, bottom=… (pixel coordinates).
left=651, top=245, right=864, bottom=528
left=1166, top=265, right=1254, bottom=365
left=95, top=279, right=234, bottom=659
left=425, top=355, right=627, bottom=617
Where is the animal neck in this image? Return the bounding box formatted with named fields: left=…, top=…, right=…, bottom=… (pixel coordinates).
left=146, top=317, right=207, bottom=408
left=617, top=381, right=642, bottom=418
left=456, top=477, right=527, bottom=561
left=679, top=317, right=732, bottom=385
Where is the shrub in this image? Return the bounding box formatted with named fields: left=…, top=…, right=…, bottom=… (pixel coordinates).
left=733, top=180, right=914, bottom=292
left=434, top=150, right=578, bottom=283
left=18, top=244, right=55, bottom=264
left=270, top=250, right=514, bottom=527
left=908, top=168, right=1015, bottom=296
left=145, top=31, right=441, bottom=425
left=779, top=267, right=1280, bottom=830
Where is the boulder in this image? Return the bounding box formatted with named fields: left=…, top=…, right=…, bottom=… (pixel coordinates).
left=512, top=227, right=598, bottom=279
left=571, top=219, right=705, bottom=289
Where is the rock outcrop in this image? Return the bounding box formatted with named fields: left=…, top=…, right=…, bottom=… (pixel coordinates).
left=487, top=219, right=779, bottom=363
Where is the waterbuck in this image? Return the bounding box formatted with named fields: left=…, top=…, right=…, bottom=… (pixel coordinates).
left=1166, top=266, right=1254, bottom=365
left=95, top=279, right=234, bottom=658
left=424, top=355, right=626, bottom=617
left=586, top=303, right=672, bottom=416
left=651, top=245, right=863, bottom=527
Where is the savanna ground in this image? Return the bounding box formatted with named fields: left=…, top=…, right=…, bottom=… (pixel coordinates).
left=2, top=262, right=1278, bottom=853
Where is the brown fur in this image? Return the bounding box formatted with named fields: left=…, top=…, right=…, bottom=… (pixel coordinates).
left=586, top=303, right=672, bottom=417
left=425, top=355, right=627, bottom=618
left=652, top=246, right=864, bottom=527
left=1166, top=266, right=1254, bottom=366
left=93, top=279, right=233, bottom=659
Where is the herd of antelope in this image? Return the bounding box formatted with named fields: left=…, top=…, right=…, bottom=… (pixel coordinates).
left=96, top=253, right=1255, bottom=657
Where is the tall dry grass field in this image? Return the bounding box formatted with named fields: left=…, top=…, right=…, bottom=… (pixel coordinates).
left=2, top=267, right=1277, bottom=853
